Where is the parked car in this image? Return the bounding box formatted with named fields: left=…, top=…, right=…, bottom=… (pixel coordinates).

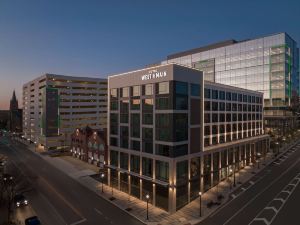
left=25, top=216, right=41, bottom=225
left=14, top=194, right=28, bottom=207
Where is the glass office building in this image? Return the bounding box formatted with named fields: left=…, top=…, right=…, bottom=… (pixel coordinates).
left=108, top=64, right=269, bottom=213
left=162, top=33, right=300, bottom=134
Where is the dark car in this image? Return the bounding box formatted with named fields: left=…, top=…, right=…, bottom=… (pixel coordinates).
left=25, top=216, right=41, bottom=225
left=14, top=194, right=28, bottom=207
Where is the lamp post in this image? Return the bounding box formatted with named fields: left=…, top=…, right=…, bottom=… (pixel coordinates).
left=145, top=194, right=150, bottom=220
left=256, top=152, right=261, bottom=169
left=229, top=168, right=233, bottom=190
left=275, top=141, right=279, bottom=156
left=199, top=192, right=202, bottom=217
left=101, top=173, right=105, bottom=193
left=34, top=141, right=37, bottom=152
left=233, top=165, right=236, bottom=187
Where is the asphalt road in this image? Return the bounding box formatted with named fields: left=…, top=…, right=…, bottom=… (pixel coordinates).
left=199, top=141, right=300, bottom=225
left=0, top=136, right=143, bottom=225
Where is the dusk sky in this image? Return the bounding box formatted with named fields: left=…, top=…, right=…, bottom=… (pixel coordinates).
left=0, top=0, right=299, bottom=109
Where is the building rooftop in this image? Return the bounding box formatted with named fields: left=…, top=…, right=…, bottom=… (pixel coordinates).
left=166, top=32, right=287, bottom=60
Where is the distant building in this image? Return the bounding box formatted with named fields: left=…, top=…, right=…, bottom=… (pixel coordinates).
left=22, top=74, right=107, bottom=150
left=108, top=63, right=269, bottom=213
left=8, top=90, right=22, bottom=133
left=161, top=32, right=300, bottom=134
left=0, top=110, right=9, bottom=130
left=70, top=126, right=107, bottom=168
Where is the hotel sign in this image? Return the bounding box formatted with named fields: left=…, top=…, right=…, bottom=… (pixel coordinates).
left=141, top=69, right=167, bottom=81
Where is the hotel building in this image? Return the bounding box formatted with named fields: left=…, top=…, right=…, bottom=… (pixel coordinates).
left=23, top=74, right=107, bottom=150
left=161, top=33, right=300, bottom=134
left=107, top=64, right=269, bottom=213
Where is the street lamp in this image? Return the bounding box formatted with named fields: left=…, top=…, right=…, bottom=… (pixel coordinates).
left=275, top=142, right=279, bottom=156
left=199, top=192, right=202, bottom=217
left=145, top=194, right=150, bottom=220
left=101, top=173, right=105, bottom=193
left=233, top=165, right=236, bottom=187
left=256, top=152, right=261, bottom=169
left=229, top=169, right=233, bottom=190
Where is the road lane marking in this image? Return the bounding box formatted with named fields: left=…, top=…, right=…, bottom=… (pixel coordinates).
left=94, top=208, right=103, bottom=215
left=251, top=218, right=269, bottom=225
left=222, top=159, right=300, bottom=225
left=70, top=218, right=87, bottom=225
left=248, top=172, right=300, bottom=225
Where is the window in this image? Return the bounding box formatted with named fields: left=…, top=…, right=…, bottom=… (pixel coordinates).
left=219, top=91, right=225, bottom=100
left=232, top=93, right=237, bottom=101
left=110, top=101, right=118, bottom=110
left=158, top=82, right=169, bottom=94
left=204, top=126, right=210, bottom=135
left=212, top=90, right=218, bottom=99
left=132, top=86, right=140, bottom=96
left=144, top=84, right=153, bottom=95
left=219, top=102, right=225, bottom=111
left=226, top=92, right=231, bottom=101
left=110, top=88, right=118, bottom=98
left=110, top=150, right=118, bottom=167
left=131, top=140, right=140, bottom=151
left=204, top=113, right=210, bottom=123
left=130, top=155, right=140, bottom=174
left=204, top=101, right=211, bottom=111
left=175, top=96, right=188, bottom=110
left=120, top=126, right=129, bottom=148
left=142, top=158, right=153, bottom=177
left=156, top=114, right=172, bottom=141
left=204, top=88, right=211, bottom=98
left=120, top=152, right=128, bottom=169
left=212, top=102, right=218, bottom=111
left=156, top=97, right=171, bottom=110
left=212, top=114, right=218, bottom=123
left=176, top=81, right=188, bottom=95
left=156, top=160, right=169, bottom=182
left=121, top=87, right=129, bottom=97
left=131, top=114, right=140, bottom=138
left=226, top=103, right=231, bottom=111
left=142, top=113, right=153, bottom=125
left=143, top=99, right=153, bottom=111
left=191, top=83, right=200, bottom=96
left=131, top=99, right=140, bottom=110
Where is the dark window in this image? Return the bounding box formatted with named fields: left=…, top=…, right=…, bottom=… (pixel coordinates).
left=219, top=91, right=225, bottom=100
left=212, top=102, right=218, bottom=111
left=175, top=81, right=188, bottom=95
left=226, top=113, right=231, bottom=122
left=142, top=157, right=153, bottom=177
left=191, top=83, right=201, bottom=96
left=212, top=113, right=218, bottom=123
left=204, top=88, right=211, bottom=98
left=131, top=114, right=140, bottom=138
left=226, top=92, right=231, bottom=101
left=232, top=93, right=237, bottom=101
left=204, top=126, right=210, bottom=135
left=120, top=152, right=128, bottom=169
left=130, top=155, right=140, bottom=173
left=204, top=113, right=210, bottom=123
left=205, top=101, right=211, bottom=111
left=219, top=113, right=225, bottom=122
left=212, top=90, right=218, bottom=99
left=131, top=140, right=140, bottom=151
left=219, top=102, right=225, bottom=111
left=226, top=103, right=231, bottom=111
left=156, top=161, right=169, bottom=182
left=212, top=125, right=218, bottom=134
left=142, top=113, right=153, bottom=125
left=156, top=97, right=171, bottom=110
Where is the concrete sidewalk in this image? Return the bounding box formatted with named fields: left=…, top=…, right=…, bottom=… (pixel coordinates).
left=13, top=138, right=300, bottom=225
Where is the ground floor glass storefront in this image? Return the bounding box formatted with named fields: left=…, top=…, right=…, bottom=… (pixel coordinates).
left=107, top=138, right=269, bottom=213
